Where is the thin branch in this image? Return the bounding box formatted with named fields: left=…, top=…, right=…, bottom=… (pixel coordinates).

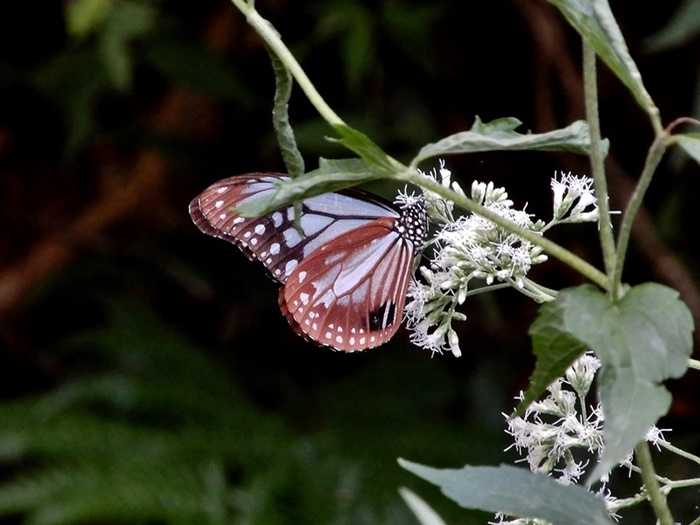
left=635, top=442, right=675, bottom=525
left=582, top=43, right=617, bottom=291
left=659, top=440, right=700, bottom=467
left=612, top=136, right=670, bottom=291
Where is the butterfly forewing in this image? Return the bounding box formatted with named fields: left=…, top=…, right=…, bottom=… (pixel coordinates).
left=189, top=173, right=399, bottom=283
left=281, top=219, right=415, bottom=351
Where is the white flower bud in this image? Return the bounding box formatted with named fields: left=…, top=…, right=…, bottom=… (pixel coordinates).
left=471, top=180, right=486, bottom=203
left=447, top=329, right=461, bottom=357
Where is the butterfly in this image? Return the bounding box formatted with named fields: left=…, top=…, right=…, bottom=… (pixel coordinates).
left=189, top=173, right=428, bottom=352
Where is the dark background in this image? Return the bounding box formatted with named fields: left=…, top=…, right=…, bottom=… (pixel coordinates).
left=0, top=1, right=698, bottom=523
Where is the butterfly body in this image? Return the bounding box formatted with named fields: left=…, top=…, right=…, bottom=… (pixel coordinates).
left=189, top=173, right=427, bottom=352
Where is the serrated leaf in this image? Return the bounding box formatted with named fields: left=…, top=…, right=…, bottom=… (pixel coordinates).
left=547, top=0, right=656, bottom=113
left=412, top=117, right=605, bottom=166
left=235, top=159, right=380, bottom=217
left=398, top=459, right=612, bottom=525
left=676, top=133, right=700, bottom=165
left=331, top=124, right=398, bottom=174
left=516, top=299, right=588, bottom=415
left=519, top=284, right=693, bottom=482
left=398, top=488, right=447, bottom=525
left=269, top=50, right=305, bottom=178
left=644, top=0, right=700, bottom=52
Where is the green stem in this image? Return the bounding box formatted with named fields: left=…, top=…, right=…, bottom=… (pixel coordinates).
left=229, top=0, right=344, bottom=127
left=608, top=491, right=647, bottom=512
left=612, top=135, right=669, bottom=294
left=464, top=283, right=511, bottom=298
left=523, top=278, right=560, bottom=300
left=582, top=43, right=617, bottom=290
left=635, top=442, right=675, bottom=525
left=689, top=358, right=700, bottom=371
left=659, top=440, right=700, bottom=466
left=395, top=170, right=610, bottom=290
left=664, top=477, right=700, bottom=490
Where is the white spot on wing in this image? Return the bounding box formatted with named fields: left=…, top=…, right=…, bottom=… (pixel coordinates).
left=300, top=293, right=309, bottom=305
left=298, top=271, right=307, bottom=283
left=285, top=259, right=298, bottom=276
left=255, top=224, right=265, bottom=235
left=270, top=243, right=280, bottom=255
left=272, top=212, right=283, bottom=227
left=215, top=200, right=224, bottom=208
left=283, top=228, right=302, bottom=248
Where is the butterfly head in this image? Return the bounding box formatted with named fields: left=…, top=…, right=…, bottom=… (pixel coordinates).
left=394, top=189, right=428, bottom=250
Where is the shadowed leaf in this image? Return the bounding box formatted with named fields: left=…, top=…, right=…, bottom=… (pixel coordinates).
left=412, top=117, right=605, bottom=166
left=398, top=459, right=613, bottom=525
left=547, top=0, right=657, bottom=113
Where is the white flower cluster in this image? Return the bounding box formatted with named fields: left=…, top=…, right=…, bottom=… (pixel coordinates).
left=406, top=164, right=599, bottom=358
left=550, top=171, right=599, bottom=224
left=505, top=354, right=604, bottom=486
left=494, top=353, right=674, bottom=524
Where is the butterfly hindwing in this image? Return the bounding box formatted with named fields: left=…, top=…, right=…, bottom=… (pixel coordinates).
left=281, top=218, right=415, bottom=351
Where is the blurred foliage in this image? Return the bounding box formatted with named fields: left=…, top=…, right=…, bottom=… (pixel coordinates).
left=0, top=300, right=501, bottom=524
left=0, top=0, right=698, bottom=524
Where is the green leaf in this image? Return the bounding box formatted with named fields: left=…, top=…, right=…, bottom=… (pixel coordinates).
left=645, top=0, right=700, bottom=52
left=412, top=117, right=605, bottom=166
left=676, top=133, right=700, bottom=165
left=268, top=50, right=305, bottom=178
left=65, top=0, right=114, bottom=38
left=235, top=159, right=380, bottom=217
left=547, top=0, right=656, bottom=113
left=398, top=488, right=447, bottom=525
left=515, top=299, right=588, bottom=415
left=330, top=124, right=398, bottom=174
left=98, top=1, right=156, bottom=90
left=521, top=284, right=693, bottom=482
left=398, top=460, right=613, bottom=525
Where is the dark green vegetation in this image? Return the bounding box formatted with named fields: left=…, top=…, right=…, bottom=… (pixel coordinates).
left=0, top=1, right=698, bottom=523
